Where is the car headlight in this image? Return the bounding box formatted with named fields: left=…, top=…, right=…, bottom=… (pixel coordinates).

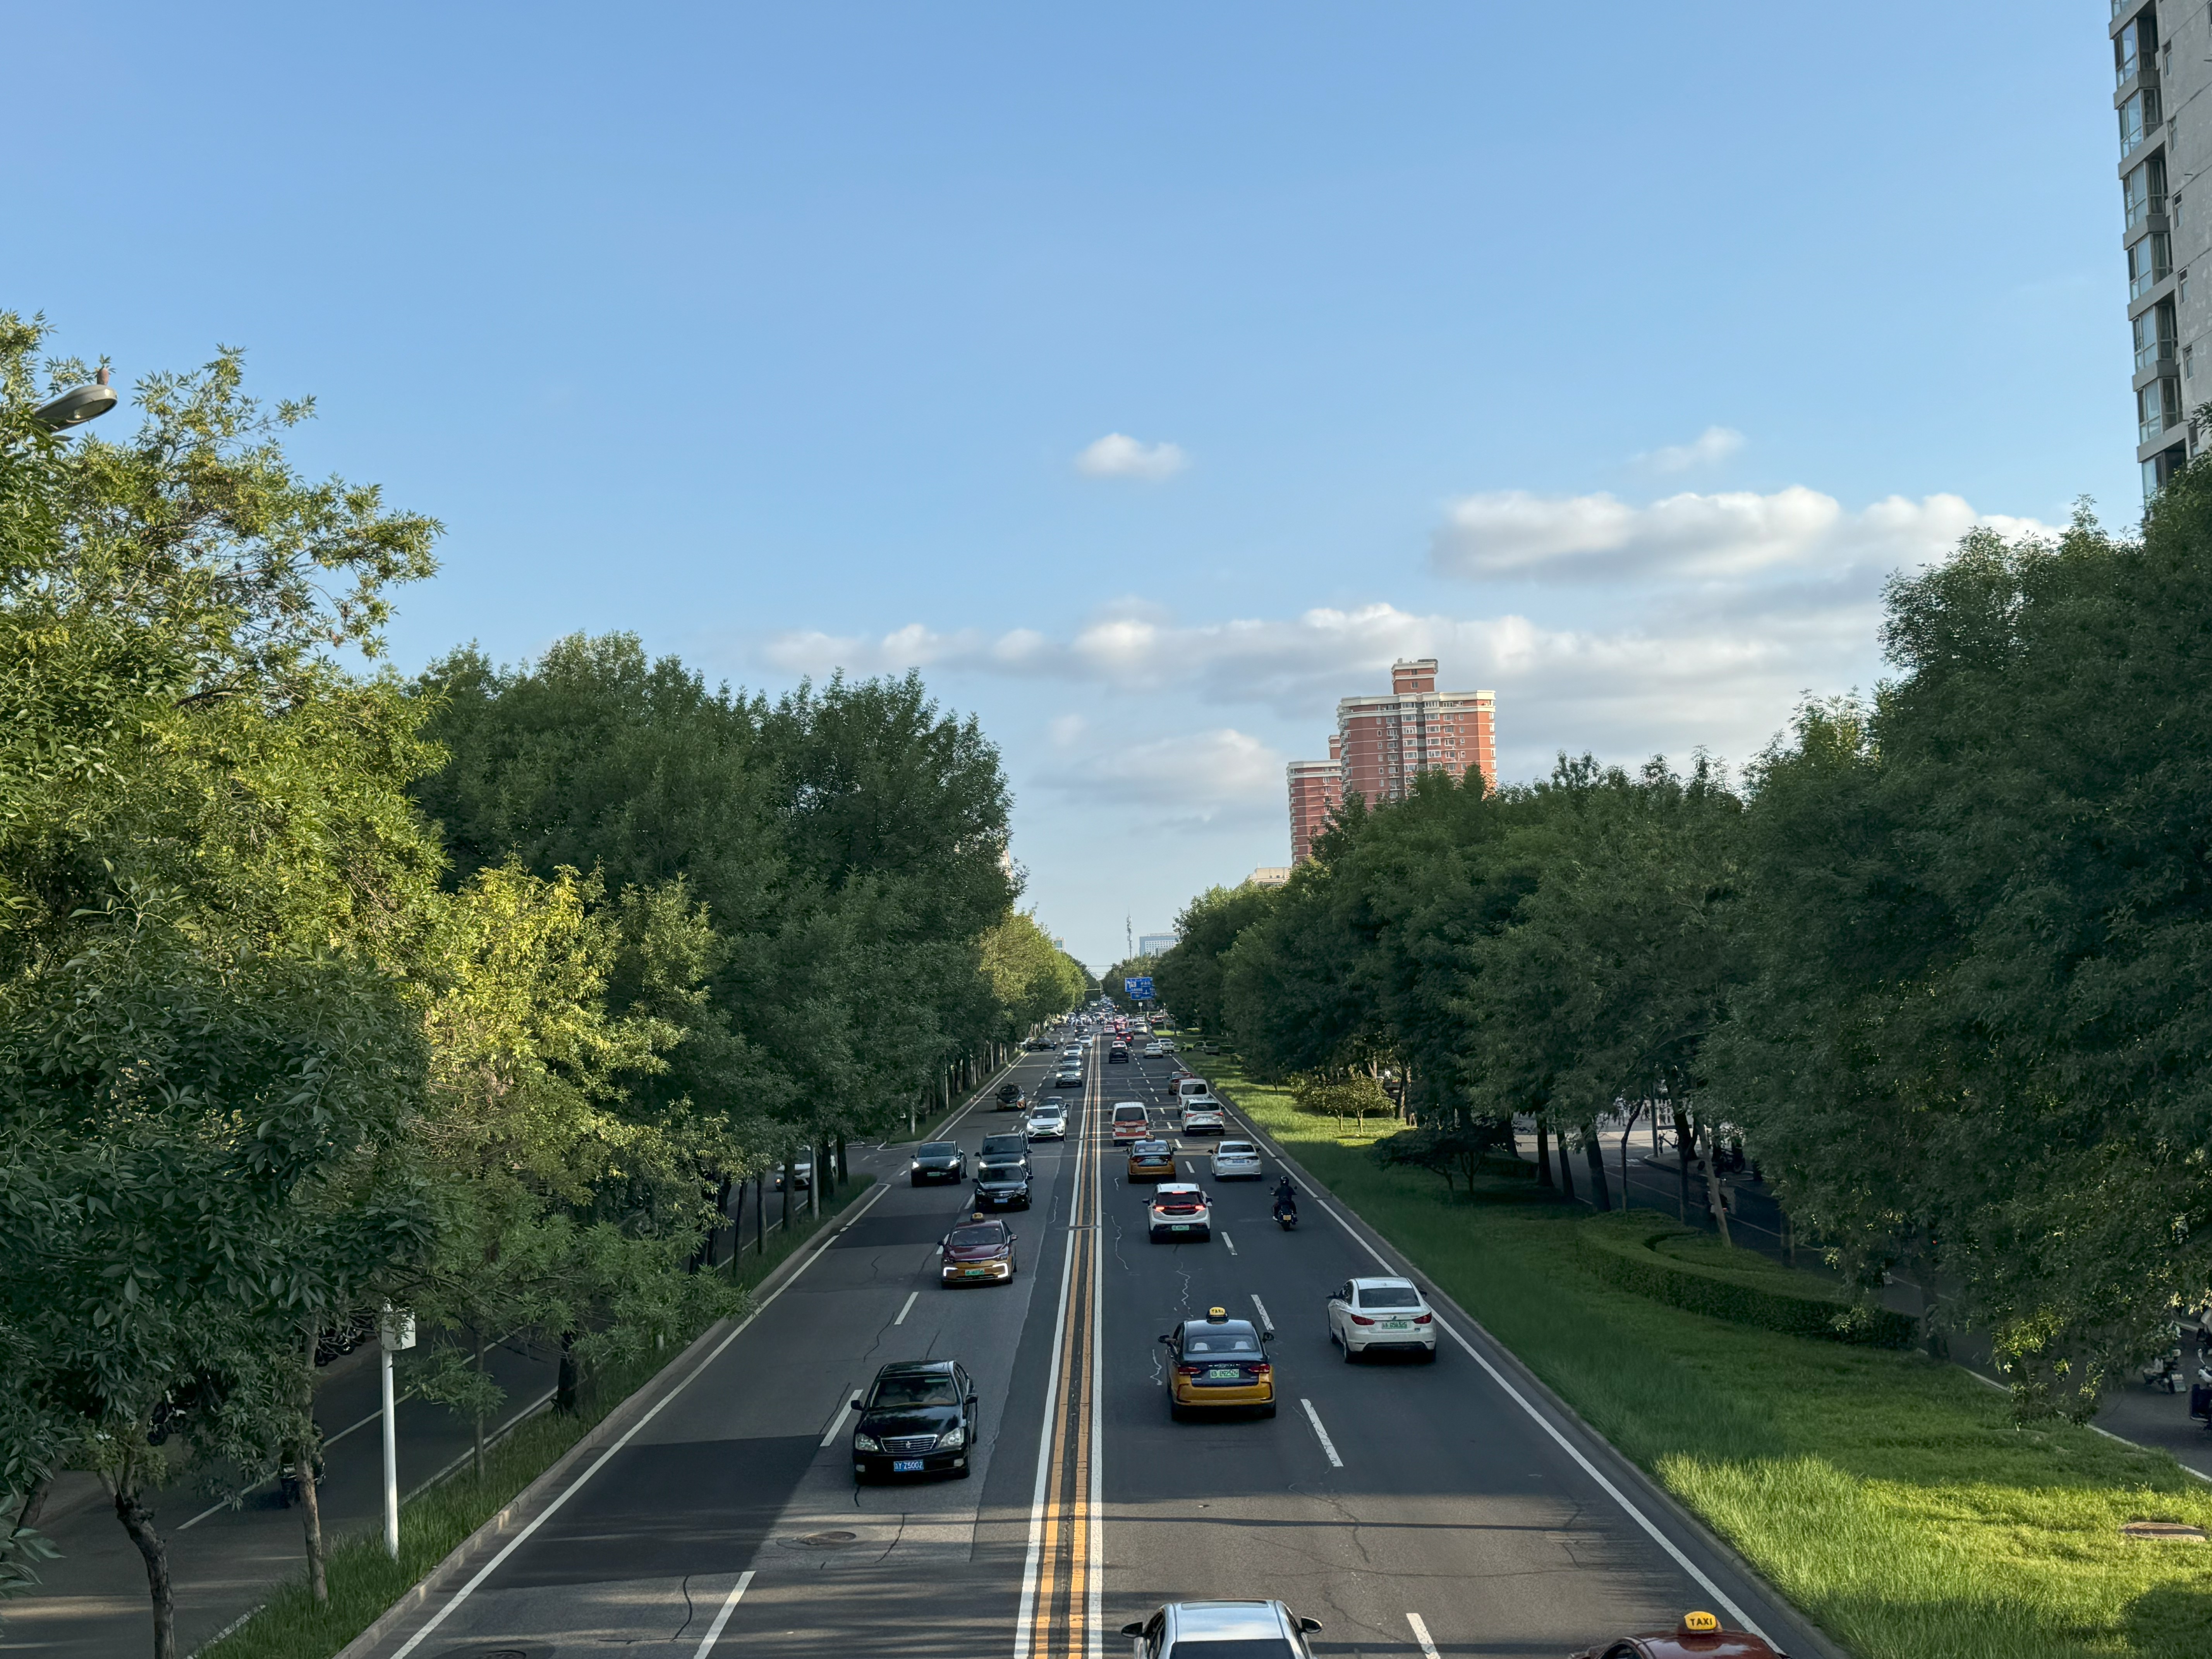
left=936, top=1426, right=965, bottom=1450
left=854, top=1432, right=882, bottom=1452
left=910, top=1160, right=922, bottom=1169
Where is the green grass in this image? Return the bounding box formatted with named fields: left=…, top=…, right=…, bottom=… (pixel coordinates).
left=1208, top=1054, right=2212, bottom=1659
left=198, top=1175, right=875, bottom=1659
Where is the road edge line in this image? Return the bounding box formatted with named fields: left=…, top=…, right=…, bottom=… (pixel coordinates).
left=336, top=1178, right=892, bottom=1659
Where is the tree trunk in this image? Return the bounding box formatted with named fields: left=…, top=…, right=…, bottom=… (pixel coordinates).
left=729, top=1178, right=746, bottom=1262
left=1556, top=1127, right=1575, bottom=1201
left=782, top=1160, right=792, bottom=1233
left=1675, top=1106, right=1692, bottom=1223
left=471, top=1329, right=487, bottom=1477
left=1534, top=1119, right=1553, bottom=1188
left=114, top=1483, right=177, bottom=1659
left=297, top=1325, right=328, bottom=1603
left=836, top=1135, right=848, bottom=1189
left=1700, top=1121, right=1733, bottom=1246
left=1583, top=1124, right=1612, bottom=1211
left=556, top=1330, right=579, bottom=1414
left=757, top=1171, right=766, bottom=1253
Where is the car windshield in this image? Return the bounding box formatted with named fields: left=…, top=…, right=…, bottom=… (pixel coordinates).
left=1182, top=1325, right=1260, bottom=1353
left=982, top=1137, right=1024, bottom=1154
left=1218, top=1142, right=1253, bottom=1154
left=919, top=1143, right=959, bottom=1157
left=1166, top=1642, right=1294, bottom=1659
left=1358, top=1285, right=1422, bottom=1309
left=948, top=1224, right=1005, bottom=1248
left=870, top=1373, right=960, bottom=1408
left=1114, top=1108, right=1146, bottom=1121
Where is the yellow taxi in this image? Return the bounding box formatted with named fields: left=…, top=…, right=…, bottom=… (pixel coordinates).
left=1126, top=1139, right=1178, bottom=1183
left=1160, top=1307, right=1276, bottom=1419
left=1566, top=1610, right=1785, bottom=1659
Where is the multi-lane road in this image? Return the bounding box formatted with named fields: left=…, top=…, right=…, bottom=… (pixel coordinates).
left=353, top=1030, right=1826, bottom=1659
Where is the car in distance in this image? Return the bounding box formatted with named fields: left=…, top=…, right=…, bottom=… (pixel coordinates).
left=939, top=1214, right=1018, bottom=1285
left=1565, top=1610, right=1783, bottom=1659
left=851, top=1359, right=978, bottom=1482
left=1125, top=1139, right=1177, bottom=1183
left=1055, top=1065, right=1085, bottom=1090
left=1025, top=1101, right=1068, bottom=1140
left=1209, top=1139, right=1262, bottom=1179
left=1110, top=1102, right=1151, bottom=1142
left=996, top=1082, right=1026, bottom=1111
left=774, top=1157, right=812, bottom=1191
left=1147, top=1182, right=1212, bottom=1241
left=909, top=1142, right=965, bottom=1185
left=1108, top=1042, right=1130, bottom=1063
left=1182, top=1106, right=1226, bottom=1135
left=1158, top=1308, right=1274, bottom=1418
left=1142, top=1040, right=1164, bottom=1058
left=1326, top=1276, right=1437, bottom=1360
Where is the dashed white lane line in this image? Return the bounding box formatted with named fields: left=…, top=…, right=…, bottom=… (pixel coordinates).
left=1407, top=1611, right=1441, bottom=1659
left=1221, top=1233, right=1237, bottom=1256
left=821, top=1387, right=858, bottom=1448
left=1299, top=1398, right=1343, bottom=1468
left=692, top=1569, right=754, bottom=1657
left=894, top=1290, right=919, bottom=1326
left=1250, top=1293, right=1274, bottom=1333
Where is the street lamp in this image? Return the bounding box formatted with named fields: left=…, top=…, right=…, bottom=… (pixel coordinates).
left=32, top=366, right=117, bottom=432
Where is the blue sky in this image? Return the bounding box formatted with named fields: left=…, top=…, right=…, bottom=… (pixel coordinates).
left=15, top=2, right=2128, bottom=969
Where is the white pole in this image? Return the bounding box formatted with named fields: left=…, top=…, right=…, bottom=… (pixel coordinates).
left=381, top=1338, right=400, bottom=1558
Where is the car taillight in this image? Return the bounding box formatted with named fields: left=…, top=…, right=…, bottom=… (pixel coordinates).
left=1413, top=1313, right=1432, bottom=1324
left=1349, top=1314, right=1376, bottom=1326
left=1178, top=1363, right=1204, bottom=1376
left=1252, top=1363, right=1271, bottom=1377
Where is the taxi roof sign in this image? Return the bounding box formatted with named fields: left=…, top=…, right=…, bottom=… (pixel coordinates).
left=1206, top=1306, right=1228, bottom=1322
left=1679, top=1611, right=1721, bottom=1635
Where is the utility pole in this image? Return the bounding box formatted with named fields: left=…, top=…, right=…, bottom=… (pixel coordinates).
left=1126, top=915, right=1133, bottom=959
left=379, top=1304, right=415, bottom=1558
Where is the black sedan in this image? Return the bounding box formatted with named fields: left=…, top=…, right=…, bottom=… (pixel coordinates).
left=908, top=1141, right=966, bottom=1185
left=972, top=1157, right=1032, bottom=1210
left=852, top=1359, right=978, bottom=1481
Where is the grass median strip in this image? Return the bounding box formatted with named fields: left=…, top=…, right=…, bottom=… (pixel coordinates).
left=1205, top=1051, right=2212, bottom=1659
left=197, top=1175, right=874, bottom=1659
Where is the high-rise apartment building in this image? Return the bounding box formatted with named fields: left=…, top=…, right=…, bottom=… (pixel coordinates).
left=1284, top=660, right=1496, bottom=862
left=2115, top=2, right=2210, bottom=495
left=1286, top=735, right=1343, bottom=864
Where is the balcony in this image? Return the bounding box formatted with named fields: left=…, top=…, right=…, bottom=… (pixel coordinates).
left=2126, top=191, right=2166, bottom=234
left=2136, top=335, right=2179, bottom=374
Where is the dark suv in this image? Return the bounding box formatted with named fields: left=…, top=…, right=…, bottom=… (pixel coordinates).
left=908, top=1141, right=965, bottom=1185
left=851, top=1360, right=978, bottom=1482
left=979, top=1132, right=1029, bottom=1168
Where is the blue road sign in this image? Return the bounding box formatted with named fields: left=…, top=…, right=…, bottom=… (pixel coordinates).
left=1124, top=975, right=1155, bottom=1000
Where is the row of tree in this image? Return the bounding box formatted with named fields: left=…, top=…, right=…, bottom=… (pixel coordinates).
left=1157, top=496, right=2212, bottom=1422
left=0, top=316, right=1085, bottom=1656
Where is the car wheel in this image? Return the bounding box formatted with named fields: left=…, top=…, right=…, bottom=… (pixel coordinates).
left=955, top=1463, right=972, bottom=1480
left=910, top=1175, right=922, bottom=1186
left=1259, top=1402, right=1278, bottom=1418
left=1169, top=1401, right=1186, bottom=1422
left=1341, top=1338, right=1357, bottom=1364
left=1422, top=1346, right=1438, bottom=1364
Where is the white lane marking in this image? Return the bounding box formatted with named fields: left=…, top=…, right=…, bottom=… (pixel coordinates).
left=1407, top=1611, right=1441, bottom=1659
left=1299, top=1398, right=1343, bottom=1468
left=1221, top=1233, right=1237, bottom=1257
left=821, top=1387, right=857, bottom=1448
left=1250, top=1293, right=1273, bottom=1333
left=692, top=1569, right=754, bottom=1657
left=894, top=1290, right=919, bottom=1326
left=1242, top=1125, right=1772, bottom=1647
left=1012, top=1095, right=1087, bottom=1659
left=386, top=1179, right=891, bottom=1659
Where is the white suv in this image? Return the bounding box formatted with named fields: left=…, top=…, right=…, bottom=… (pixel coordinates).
left=1025, top=1102, right=1067, bottom=1141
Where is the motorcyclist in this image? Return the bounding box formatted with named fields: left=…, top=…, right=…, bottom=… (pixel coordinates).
left=1271, top=1176, right=1298, bottom=1221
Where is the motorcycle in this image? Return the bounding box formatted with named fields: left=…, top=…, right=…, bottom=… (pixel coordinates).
left=1272, top=1199, right=1299, bottom=1231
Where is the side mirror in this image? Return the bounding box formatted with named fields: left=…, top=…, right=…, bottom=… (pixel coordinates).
left=1121, top=1623, right=1146, bottom=1638
left=1158, top=1334, right=1175, bottom=1346
left=1261, top=1326, right=1277, bottom=1343
left=965, top=1393, right=979, bottom=1407
left=850, top=1396, right=864, bottom=1411
left=1297, top=1618, right=1324, bottom=1634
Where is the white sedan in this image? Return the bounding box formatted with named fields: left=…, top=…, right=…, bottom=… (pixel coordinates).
left=1182, top=1106, right=1226, bottom=1135
left=1025, top=1103, right=1068, bottom=1141
left=1147, top=1183, right=1212, bottom=1242
left=1209, top=1140, right=1262, bottom=1180
left=1326, top=1276, right=1437, bottom=1361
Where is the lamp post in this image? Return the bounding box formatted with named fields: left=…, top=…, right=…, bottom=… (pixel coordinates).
left=31, top=366, right=117, bottom=432
left=379, top=1303, right=416, bottom=1558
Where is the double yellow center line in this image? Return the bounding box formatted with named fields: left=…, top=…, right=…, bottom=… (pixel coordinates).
left=1014, top=1038, right=1104, bottom=1659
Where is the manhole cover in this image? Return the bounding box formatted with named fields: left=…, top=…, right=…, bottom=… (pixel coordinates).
left=2121, top=1520, right=2207, bottom=1540
left=794, top=1528, right=859, bottom=1546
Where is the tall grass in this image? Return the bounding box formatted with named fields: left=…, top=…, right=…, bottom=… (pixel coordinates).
left=1214, top=1058, right=2212, bottom=1659
left=196, top=1175, right=874, bottom=1659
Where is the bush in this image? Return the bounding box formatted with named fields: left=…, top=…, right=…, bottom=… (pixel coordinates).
left=1370, top=1122, right=1514, bottom=1193
left=1575, top=1211, right=1917, bottom=1348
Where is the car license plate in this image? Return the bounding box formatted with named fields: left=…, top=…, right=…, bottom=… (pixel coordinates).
left=1171, top=1223, right=1192, bottom=1231
left=963, top=1267, right=990, bottom=1277
left=891, top=1458, right=924, bottom=1473
left=1381, top=1320, right=1410, bottom=1330
left=1206, top=1365, right=1242, bottom=1380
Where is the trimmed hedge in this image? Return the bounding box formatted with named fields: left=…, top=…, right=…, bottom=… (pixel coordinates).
left=1575, top=1212, right=1918, bottom=1348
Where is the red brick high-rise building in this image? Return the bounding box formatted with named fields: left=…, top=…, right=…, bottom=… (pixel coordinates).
left=1285, top=660, right=1495, bottom=863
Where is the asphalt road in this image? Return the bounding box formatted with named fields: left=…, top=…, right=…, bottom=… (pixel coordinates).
left=348, top=1028, right=1831, bottom=1659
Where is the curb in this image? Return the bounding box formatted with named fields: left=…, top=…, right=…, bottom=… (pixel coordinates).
left=1210, top=1079, right=1855, bottom=1659
left=331, top=1180, right=888, bottom=1659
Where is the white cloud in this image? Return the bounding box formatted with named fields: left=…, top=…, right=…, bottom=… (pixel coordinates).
left=1635, top=425, right=1745, bottom=473
left=1037, top=728, right=1285, bottom=828
left=1431, top=486, right=2045, bottom=584
left=1074, top=433, right=1189, bottom=481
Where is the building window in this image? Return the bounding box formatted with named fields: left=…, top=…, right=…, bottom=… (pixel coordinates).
left=2125, top=154, right=2168, bottom=233
left=2129, top=233, right=2172, bottom=299
left=2188, top=343, right=2197, bottom=379
left=2140, top=376, right=2182, bottom=442
left=2136, top=298, right=2179, bottom=371
left=2122, top=88, right=2162, bottom=157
